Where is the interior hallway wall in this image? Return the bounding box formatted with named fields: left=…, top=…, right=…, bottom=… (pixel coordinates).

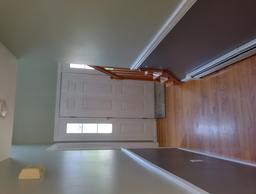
left=0, top=42, right=16, bottom=161
left=157, top=54, right=256, bottom=163
left=12, top=60, right=57, bottom=144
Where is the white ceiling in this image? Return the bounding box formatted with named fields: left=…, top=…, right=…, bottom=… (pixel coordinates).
left=0, top=0, right=182, bottom=67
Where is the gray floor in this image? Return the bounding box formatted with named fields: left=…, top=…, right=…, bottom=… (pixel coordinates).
left=0, top=146, right=193, bottom=194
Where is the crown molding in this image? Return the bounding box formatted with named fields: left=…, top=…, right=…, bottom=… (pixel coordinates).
left=182, top=38, right=256, bottom=81
left=130, top=0, right=197, bottom=70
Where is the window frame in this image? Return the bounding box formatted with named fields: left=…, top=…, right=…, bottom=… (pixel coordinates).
left=66, top=123, right=113, bottom=134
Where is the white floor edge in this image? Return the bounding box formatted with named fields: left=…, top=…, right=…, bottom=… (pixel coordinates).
left=48, top=142, right=159, bottom=150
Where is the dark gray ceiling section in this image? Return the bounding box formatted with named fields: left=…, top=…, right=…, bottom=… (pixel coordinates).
left=141, top=0, right=256, bottom=80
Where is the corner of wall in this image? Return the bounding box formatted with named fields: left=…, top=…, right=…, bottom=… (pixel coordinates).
left=0, top=42, right=17, bottom=161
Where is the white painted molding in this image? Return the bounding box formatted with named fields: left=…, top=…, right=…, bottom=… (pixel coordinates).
left=130, top=0, right=197, bottom=70
left=53, top=63, right=62, bottom=141
left=122, top=148, right=209, bottom=194
left=48, top=142, right=158, bottom=150
left=182, top=38, right=256, bottom=81
left=179, top=148, right=256, bottom=168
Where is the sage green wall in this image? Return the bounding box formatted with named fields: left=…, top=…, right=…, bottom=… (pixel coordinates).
left=12, top=61, right=57, bottom=144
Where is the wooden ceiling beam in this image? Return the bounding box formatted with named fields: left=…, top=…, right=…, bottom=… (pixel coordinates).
left=140, top=68, right=181, bottom=84
left=93, top=66, right=123, bottom=80
left=93, top=66, right=181, bottom=84
left=115, top=77, right=155, bottom=81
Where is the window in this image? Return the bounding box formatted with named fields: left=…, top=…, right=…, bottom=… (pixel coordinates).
left=98, top=124, right=112, bottom=133
left=83, top=123, right=97, bottom=133
left=66, top=123, right=83, bottom=134
left=70, top=63, right=94, bottom=70
left=66, top=123, right=112, bottom=134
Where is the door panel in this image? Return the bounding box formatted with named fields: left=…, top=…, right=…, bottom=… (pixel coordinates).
left=60, top=73, right=155, bottom=118
left=56, top=118, right=156, bottom=142
left=60, top=73, right=114, bottom=117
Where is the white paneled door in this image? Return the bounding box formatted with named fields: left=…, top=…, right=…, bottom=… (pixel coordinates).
left=60, top=73, right=155, bottom=118
left=55, top=67, right=157, bottom=143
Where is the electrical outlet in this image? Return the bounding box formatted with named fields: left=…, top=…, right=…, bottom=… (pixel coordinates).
left=0, top=100, right=7, bottom=118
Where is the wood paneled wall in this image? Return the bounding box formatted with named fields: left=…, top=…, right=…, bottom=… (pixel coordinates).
left=157, top=55, right=256, bottom=163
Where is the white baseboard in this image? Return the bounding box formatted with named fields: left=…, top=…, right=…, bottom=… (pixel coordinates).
left=48, top=142, right=158, bottom=151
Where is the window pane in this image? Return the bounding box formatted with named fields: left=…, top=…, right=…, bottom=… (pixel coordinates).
left=83, top=123, right=97, bottom=133
left=66, top=123, right=82, bottom=134
left=70, top=64, right=94, bottom=70
left=70, top=64, right=85, bottom=69
left=98, top=124, right=112, bottom=134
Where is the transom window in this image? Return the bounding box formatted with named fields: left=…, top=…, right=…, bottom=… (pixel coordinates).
left=70, top=63, right=94, bottom=70
left=66, top=123, right=112, bottom=134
